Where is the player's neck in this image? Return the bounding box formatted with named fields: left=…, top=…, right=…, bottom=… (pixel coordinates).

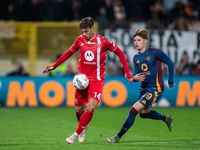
left=88, top=33, right=96, bottom=41
left=139, top=46, right=147, bottom=54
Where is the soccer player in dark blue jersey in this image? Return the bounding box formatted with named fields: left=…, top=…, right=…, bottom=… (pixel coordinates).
left=106, top=29, right=175, bottom=143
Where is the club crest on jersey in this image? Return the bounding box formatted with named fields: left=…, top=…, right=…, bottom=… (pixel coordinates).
left=85, top=41, right=96, bottom=44
left=146, top=56, right=151, bottom=61
left=84, top=51, right=94, bottom=61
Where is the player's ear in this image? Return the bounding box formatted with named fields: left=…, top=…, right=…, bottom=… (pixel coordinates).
left=145, top=39, right=148, bottom=44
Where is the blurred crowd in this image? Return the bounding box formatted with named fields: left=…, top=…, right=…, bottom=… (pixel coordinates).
left=0, top=0, right=200, bottom=32
left=1, top=0, right=200, bottom=77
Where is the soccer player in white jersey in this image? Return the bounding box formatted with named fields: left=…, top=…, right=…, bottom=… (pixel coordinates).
left=43, top=17, right=145, bottom=144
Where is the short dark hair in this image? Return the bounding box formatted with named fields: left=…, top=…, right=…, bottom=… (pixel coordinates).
left=80, top=17, right=94, bottom=29
left=133, top=29, right=148, bottom=40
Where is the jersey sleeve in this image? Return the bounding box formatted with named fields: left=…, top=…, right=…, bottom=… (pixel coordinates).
left=53, top=50, right=74, bottom=68
left=153, top=49, right=174, bottom=84
left=133, top=56, right=140, bottom=76
left=69, top=36, right=81, bottom=52
left=104, top=38, right=117, bottom=52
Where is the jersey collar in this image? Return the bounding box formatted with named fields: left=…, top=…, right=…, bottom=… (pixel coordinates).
left=89, top=33, right=97, bottom=41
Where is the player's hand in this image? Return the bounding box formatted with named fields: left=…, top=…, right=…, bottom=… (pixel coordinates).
left=43, top=65, right=55, bottom=74
left=168, top=83, right=175, bottom=88
left=125, top=73, right=133, bottom=84
left=133, top=73, right=145, bottom=82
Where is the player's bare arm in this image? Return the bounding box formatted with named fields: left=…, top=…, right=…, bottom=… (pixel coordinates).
left=133, top=73, right=145, bottom=82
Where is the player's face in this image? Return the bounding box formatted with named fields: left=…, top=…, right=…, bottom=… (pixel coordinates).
left=81, top=27, right=95, bottom=40
left=134, top=35, right=147, bottom=52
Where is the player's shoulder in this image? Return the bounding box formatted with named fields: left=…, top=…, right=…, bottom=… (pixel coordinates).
left=97, top=34, right=116, bottom=46
left=148, top=47, right=163, bottom=54
left=96, top=34, right=108, bottom=42
left=133, top=52, right=140, bottom=61
left=77, top=35, right=84, bottom=40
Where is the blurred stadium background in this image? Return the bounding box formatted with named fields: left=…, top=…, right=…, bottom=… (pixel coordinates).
left=0, top=0, right=200, bottom=77
left=0, top=21, right=98, bottom=76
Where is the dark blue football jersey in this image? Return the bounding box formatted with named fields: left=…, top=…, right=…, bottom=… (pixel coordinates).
left=133, top=47, right=174, bottom=92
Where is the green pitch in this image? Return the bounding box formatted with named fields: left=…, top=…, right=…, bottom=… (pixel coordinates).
left=0, top=107, right=200, bottom=150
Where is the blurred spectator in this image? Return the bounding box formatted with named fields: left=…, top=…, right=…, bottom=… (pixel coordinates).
left=193, top=0, right=200, bottom=21
left=163, top=0, right=176, bottom=15
left=6, top=2, right=15, bottom=20
left=0, top=0, right=200, bottom=31
left=104, top=0, right=115, bottom=23
left=49, top=54, right=67, bottom=76
left=169, top=1, right=187, bottom=23
left=193, top=63, right=200, bottom=75
left=113, top=0, right=126, bottom=24
left=176, top=51, right=194, bottom=76
left=184, top=0, right=199, bottom=21
left=168, top=15, right=188, bottom=30
left=143, top=0, right=154, bottom=22
left=146, top=0, right=168, bottom=29
left=109, top=0, right=130, bottom=28
left=193, top=52, right=200, bottom=75
left=155, top=0, right=168, bottom=27
left=96, top=7, right=109, bottom=35
left=7, top=61, right=29, bottom=76
left=65, top=63, right=76, bottom=76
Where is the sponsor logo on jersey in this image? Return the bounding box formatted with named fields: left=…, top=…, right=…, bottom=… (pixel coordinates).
left=84, top=51, right=94, bottom=61
left=141, top=63, right=148, bottom=71
left=146, top=56, right=151, bottom=61
left=85, top=41, right=96, bottom=44
left=137, top=60, right=140, bottom=64
left=142, top=71, right=150, bottom=75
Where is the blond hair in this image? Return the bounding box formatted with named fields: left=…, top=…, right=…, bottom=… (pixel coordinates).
left=133, top=29, right=148, bottom=40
